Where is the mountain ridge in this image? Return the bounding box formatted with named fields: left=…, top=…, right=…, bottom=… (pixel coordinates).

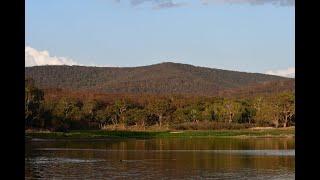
left=25, top=62, right=294, bottom=96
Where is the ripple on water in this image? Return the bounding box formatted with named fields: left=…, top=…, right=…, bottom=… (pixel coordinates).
left=26, top=156, right=105, bottom=164
left=35, top=148, right=295, bottom=156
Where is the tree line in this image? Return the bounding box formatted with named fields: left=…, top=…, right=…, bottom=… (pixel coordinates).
left=25, top=79, right=295, bottom=132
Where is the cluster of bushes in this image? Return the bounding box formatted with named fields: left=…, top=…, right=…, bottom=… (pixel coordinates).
left=25, top=79, right=295, bottom=132
left=172, top=121, right=254, bottom=130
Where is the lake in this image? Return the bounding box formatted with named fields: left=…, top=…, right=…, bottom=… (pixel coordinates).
left=25, top=137, right=295, bottom=179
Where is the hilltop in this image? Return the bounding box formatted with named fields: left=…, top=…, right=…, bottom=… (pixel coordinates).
left=25, top=62, right=294, bottom=96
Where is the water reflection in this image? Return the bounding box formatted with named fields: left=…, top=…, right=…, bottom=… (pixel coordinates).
left=25, top=137, right=295, bottom=179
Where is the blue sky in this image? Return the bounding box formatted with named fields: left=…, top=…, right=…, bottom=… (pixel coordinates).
left=25, top=0, right=295, bottom=77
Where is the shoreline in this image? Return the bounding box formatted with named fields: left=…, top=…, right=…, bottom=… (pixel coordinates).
left=26, top=127, right=295, bottom=140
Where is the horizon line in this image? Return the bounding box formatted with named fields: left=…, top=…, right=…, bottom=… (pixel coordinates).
left=25, top=61, right=294, bottom=79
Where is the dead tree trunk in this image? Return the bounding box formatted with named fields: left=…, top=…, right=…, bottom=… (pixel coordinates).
left=273, top=118, right=279, bottom=128
left=158, top=114, right=163, bottom=127
left=225, top=104, right=233, bottom=124
left=283, top=114, right=288, bottom=128
left=229, top=113, right=233, bottom=124
left=111, top=115, right=118, bottom=126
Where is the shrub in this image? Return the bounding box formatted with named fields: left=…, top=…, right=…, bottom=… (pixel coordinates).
left=172, top=121, right=254, bottom=130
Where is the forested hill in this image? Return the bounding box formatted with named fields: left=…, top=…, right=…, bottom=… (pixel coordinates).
left=25, top=62, right=294, bottom=96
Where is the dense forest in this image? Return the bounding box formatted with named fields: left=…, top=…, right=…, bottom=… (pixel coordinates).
left=25, top=62, right=294, bottom=96
left=25, top=77, right=295, bottom=132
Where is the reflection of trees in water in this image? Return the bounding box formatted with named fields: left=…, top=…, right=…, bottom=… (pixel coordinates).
left=26, top=138, right=295, bottom=179
left=28, top=137, right=294, bottom=153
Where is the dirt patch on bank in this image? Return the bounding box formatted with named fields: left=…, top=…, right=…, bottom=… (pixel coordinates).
left=249, top=126, right=295, bottom=130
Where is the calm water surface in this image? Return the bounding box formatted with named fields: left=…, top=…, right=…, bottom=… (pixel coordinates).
left=25, top=137, right=295, bottom=179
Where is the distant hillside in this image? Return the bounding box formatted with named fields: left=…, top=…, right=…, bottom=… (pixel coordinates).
left=25, top=62, right=294, bottom=96
left=218, top=79, right=294, bottom=98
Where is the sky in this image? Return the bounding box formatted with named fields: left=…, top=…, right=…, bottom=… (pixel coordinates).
left=25, top=0, right=295, bottom=77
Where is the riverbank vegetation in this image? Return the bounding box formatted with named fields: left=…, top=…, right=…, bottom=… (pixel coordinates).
left=26, top=127, right=294, bottom=139
left=25, top=78, right=295, bottom=132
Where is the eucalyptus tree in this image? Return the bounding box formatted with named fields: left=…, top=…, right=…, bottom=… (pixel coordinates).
left=124, top=108, right=148, bottom=128
left=276, top=92, right=295, bottom=127
left=147, top=98, right=173, bottom=127
left=25, top=79, right=44, bottom=128
left=237, top=99, right=256, bottom=124
left=223, top=100, right=241, bottom=123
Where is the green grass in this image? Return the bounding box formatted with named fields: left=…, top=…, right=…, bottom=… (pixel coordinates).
left=26, top=128, right=294, bottom=139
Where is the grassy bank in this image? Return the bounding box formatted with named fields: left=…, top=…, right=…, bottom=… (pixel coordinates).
left=26, top=127, right=294, bottom=139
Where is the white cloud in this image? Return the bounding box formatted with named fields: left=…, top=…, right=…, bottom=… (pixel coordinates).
left=87, top=62, right=116, bottom=67
left=265, top=67, right=295, bottom=78
left=201, top=0, right=294, bottom=6
left=153, top=2, right=187, bottom=9
left=25, top=46, right=79, bottom=67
